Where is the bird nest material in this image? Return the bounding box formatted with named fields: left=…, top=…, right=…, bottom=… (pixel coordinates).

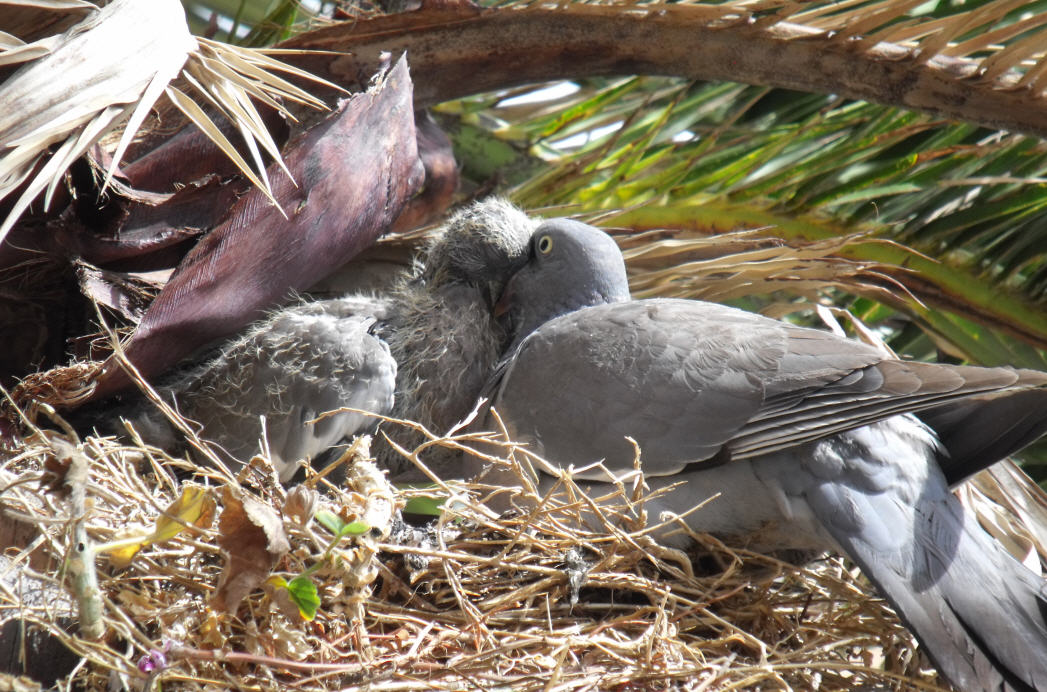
left=0, top=395, right=953, bottom=692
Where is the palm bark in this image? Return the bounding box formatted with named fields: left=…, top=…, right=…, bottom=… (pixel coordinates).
left=283, top=1, right=1047, bottom=138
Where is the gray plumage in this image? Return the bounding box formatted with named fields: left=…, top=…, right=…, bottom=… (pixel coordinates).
left=123, top=198, right=535, bottom=481
left=481, top=218, right=1047, bottom=692
left=132, top=297, right=395, bottom=482
left=375, top=198, right=536, bottom=476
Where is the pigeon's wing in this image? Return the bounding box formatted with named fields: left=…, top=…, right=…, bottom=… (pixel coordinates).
left=167, top=298, right=396, bottom=481
left=489, top=298, right=1043, bottom=479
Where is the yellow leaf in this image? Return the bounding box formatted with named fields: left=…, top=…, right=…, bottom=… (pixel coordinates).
left=108, top=539, right=147, bottom=569
left=104, top=485, right=215, bottom=568
left=149, top=485, right=216, bottom=544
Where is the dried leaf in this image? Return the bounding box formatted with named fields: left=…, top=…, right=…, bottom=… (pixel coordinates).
left=0, top=0, right=338, bottom=244
left=0, top=0, right=194, bottom=241
left=213, top=486, right=290, bottom=613
left=2, top=1, right=95, bottom=8
left=164, top=84, right=277, bottom=208
left=38, top=434, right=79, bottom=495
left=283, top=485, right=318, bottom=526
left=76, top=263, right=159, bottom=321
left=152, top=485, right=216, bottom=543
left=0, top=35, right=57, bottom=67
left=90, top=56, right=422, bottom=399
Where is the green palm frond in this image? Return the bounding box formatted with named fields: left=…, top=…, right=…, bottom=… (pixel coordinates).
left=439, top=73, right=1047, bottom=364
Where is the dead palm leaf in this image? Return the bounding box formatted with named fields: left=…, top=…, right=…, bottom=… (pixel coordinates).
left=0, top=0, right=341, bottom=243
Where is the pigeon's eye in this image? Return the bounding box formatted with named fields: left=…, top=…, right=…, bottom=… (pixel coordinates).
left=537, top=235, right=554, bottom=255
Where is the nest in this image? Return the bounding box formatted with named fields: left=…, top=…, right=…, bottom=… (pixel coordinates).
left=0, top=392, right=955, bottom=692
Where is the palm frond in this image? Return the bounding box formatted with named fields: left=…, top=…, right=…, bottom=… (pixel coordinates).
left=0, top=0, right=342, bottom=243
left=280, top=0, right=1047, bottom=138
left=435, top=77, right=1045, bottom=357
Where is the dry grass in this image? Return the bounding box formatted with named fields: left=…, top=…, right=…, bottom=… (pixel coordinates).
left=0, top=394, right=951, bottom=692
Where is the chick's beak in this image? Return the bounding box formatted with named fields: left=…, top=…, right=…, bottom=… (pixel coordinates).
left=493, top=279, right=514, bottom=318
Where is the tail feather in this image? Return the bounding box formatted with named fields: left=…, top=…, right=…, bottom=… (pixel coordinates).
left=882, top=518, right=1044, bottom=691
left=918, top=386, right=1047, bottom=486
left=810, top=465, right=1047, bottom=691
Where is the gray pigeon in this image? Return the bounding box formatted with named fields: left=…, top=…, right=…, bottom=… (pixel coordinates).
left=480, top=218, right=1047, bottom=692
left=124, top=198, right=535, bottom=481
left=130, top=296, right=395, bottom=482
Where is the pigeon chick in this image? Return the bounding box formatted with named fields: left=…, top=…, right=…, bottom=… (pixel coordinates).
left=116, top=198, right=535, bottom=482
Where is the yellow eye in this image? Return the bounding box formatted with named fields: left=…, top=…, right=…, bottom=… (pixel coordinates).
left=537, top=234, right=553, bottom=254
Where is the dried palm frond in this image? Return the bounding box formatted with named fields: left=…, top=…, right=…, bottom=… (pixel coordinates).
left=0, top=0, right=341, bottom=242
left=0, top=0, right=94, bottom=66
left=284, top=0, right=1047, bottom=139
left=616, top=226, right=917, bottom=308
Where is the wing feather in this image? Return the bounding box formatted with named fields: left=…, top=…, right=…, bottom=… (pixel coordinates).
left=489, top=299, right=1044, bottom=480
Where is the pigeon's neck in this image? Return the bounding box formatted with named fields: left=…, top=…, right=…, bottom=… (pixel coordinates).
left=508, top=290, right=629, bottom=353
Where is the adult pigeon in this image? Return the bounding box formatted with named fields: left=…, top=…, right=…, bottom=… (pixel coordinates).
left=120, top=198, right=535, bottom=482
left=480, top=218, right=1047, bottom=692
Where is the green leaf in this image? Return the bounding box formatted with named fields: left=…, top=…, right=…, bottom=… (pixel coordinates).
left=314, top=510, right=345, bottom=535
left=285, top=575, right=320, bottom=621
left=338, top=521, right=371, bottom=538
left=403, top=495, right=446, bottom=517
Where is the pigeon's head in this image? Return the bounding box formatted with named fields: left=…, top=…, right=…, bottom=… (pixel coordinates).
left=421, top=198, right=536, bottom=306
left=497, top=218, right=630, bottom=346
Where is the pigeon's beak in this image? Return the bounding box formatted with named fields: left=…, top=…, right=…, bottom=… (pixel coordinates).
left=493, top=280, right=514, bottom=318
left=494, top=249, right=530, bottom=317
left=476, top=280, right=499, bottom=313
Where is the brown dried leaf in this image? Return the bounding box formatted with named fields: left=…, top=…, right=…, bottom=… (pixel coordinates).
left=212, top=486, right=290, bottom=613
left=283, top=485, right=318, bottom=526
left=76, top=263, right=159, bottom=321
left=38, top=434, right=79, bottom=495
